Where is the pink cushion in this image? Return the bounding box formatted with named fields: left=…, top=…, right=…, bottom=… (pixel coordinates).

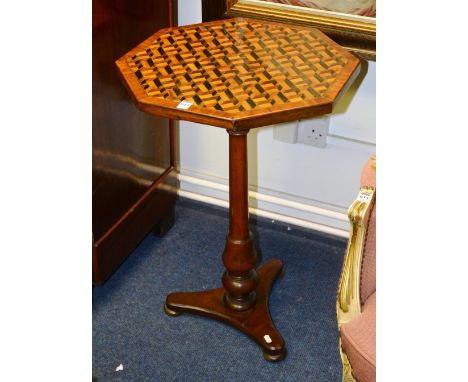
left=360, top=156, right=376, bottom=303
left=341, top=292, right=376, bottom=382
left=360, top=206, right=376, bottom=303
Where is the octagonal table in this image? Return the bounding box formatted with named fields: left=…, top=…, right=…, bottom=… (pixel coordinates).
left=116, top=17, right=360, bottom=362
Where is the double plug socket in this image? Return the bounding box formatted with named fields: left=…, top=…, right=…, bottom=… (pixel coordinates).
left=273, top=116, right=330, bottom=148
left=297, top=116, right=330, bottom=148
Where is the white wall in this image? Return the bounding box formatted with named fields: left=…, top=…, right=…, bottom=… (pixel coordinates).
left=177, top=0, right=376, bottom=237
left=178, top=0, right=202, bottom=26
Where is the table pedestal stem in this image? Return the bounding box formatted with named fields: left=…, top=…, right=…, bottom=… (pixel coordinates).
left=164, top=129, right=286, bottom=361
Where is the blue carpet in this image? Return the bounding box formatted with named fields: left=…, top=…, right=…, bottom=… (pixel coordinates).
left=93, top=198, right=347, bottom=381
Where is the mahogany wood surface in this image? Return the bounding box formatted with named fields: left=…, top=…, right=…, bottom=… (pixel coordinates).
left=92, top=0, right=178, bottom=285
left=119, top=17, right=360, bottom=361
left=222, top=131, right=258, bottom=311
left=93, top=173, right=177, bottom=285
left=165, top=258, right=285, bottom=361
left=165, top=130, right=285, bottom=360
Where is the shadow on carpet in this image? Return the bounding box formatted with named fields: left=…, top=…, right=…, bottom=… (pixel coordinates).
left=93, top=198, right=347, bottom=381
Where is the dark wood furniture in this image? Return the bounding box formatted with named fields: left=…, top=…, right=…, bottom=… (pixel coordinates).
left=92, top=0, right=178, bottom=285
left=116, top=18, right=360, bottom=361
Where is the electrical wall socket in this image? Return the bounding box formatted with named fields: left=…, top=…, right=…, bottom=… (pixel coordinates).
left=297, top=116, right=330, bottom=148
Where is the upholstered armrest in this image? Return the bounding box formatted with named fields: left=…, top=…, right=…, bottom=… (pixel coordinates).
left=337, top=186, right=375, bottom=327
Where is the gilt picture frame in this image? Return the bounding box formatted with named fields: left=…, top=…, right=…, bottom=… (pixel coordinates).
left=224, top=0, right=375, bottom=60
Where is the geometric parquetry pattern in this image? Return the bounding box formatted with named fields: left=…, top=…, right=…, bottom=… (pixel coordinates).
left=126, top=19, right=349, bottom=114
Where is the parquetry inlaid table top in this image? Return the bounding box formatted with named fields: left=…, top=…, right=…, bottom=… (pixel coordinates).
left=116, top=18, right=360, bottom=130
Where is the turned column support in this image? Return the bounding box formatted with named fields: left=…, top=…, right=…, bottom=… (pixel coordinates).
left=164, top=128, right=286, bottom=361
left=222, top=130, right=258, bottom=311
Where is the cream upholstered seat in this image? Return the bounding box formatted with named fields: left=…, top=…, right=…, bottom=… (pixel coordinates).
left=337, top=156, right=376, bottom=382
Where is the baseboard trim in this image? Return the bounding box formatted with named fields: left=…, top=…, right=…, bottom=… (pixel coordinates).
left=178, top=174, right=350, bottom=238
left=179, top=174, right=348, bottom=222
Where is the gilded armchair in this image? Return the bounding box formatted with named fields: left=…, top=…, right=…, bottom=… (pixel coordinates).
left=337, top=157, right=376, bottom=382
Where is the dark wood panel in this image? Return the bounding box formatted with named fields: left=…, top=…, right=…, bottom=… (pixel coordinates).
left=93, top=169, right=177, bottom=285
left=92, top=0, right=178, bottom=284
left=93, top=169, right=160, bottom=241
left=202, top=0, right=227, bottom=22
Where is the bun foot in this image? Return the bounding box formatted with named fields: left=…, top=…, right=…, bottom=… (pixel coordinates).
left=164, top=303, right=182, bottom=317
left=263, top=348, right=286, bottom=362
